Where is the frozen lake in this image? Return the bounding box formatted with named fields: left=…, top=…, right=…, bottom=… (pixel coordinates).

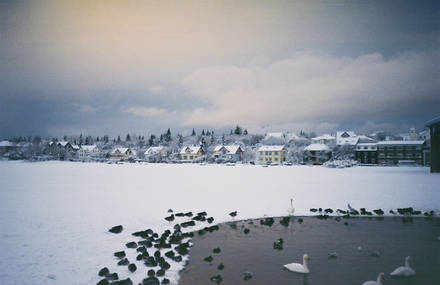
left=0, top=161, right=439, bottom=285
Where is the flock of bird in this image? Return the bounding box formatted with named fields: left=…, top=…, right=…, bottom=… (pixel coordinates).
left=100, top=199, right=436, bottom=285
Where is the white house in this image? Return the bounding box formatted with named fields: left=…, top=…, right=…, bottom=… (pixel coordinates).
left=179, top=146, right=205, bottom=161
left=78, top=145, right=100, bottom=161
left=311, top=134, right=336, bottom=146
left=144, top=146, right=169, bottom=162
left=110, top=147, right=135, bottom=160
left=213, top=145, right=244, bottom=162
left=336, top=131, right=358, bottom=145
left=257, top=145, right=287, bottom=164
left=303, top=143, right=331, bottom=164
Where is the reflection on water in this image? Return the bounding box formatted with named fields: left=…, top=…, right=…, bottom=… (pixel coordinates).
left=179, top=217, right=440, bottom=285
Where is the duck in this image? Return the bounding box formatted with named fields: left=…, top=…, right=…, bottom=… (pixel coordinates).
left=284, top=254, right=310, bottom=274
left=390, top=256, right=416, bottom=277
left=361, top=272, right=385, bottom=285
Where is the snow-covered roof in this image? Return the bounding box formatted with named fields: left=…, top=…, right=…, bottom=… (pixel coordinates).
left=71, top=145, right=80, bottom=150
left=0, top=140, right=15, bottom=147
left=377, top=140, right=424, bottom=145
left=258, top=145, right=286, bottom=152
left=57, top=141, right=71, bottom=147
left=356, top=135, right=376, bottom=143
left=356, top=143, right=377, bottom=147
left=145, top=146, right=166, bottom=155
left=304, top=143, right=330, bottom=152
left=426, top=115, right=440, bottom=127
left=214, top=145, right=242, bottom=154
left=311, top=134, right=335, bottom=141
left=180, top=146, right=202, bottom=154
left=336, top=131, right=358, bottom=145
left=80, top=145, right=98, bottom=151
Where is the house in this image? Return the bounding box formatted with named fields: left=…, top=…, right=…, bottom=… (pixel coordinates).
left=57, top=141, right=75, bottom=151
left=376, top=140, right=425, bottom=166
left=426, top=116, right=440, bottom=172
left=336, top=131, right=358, bottom=145
left=355, top=143, right=378, bottom=165
left=78, top=145, right=100, bottom=161
left=110, top=147, right=135, bottom=160
left=0, top=140, right=18, bottom=156
left=303, top=143, right=331, bottom=164
left=257, top=145, right=287, bottom=164
left=144, top=146, right=169, bottom=162
left=179, top=146, right=205, bottom=161
left=311, top=134, right=336, bottom=146
left=213, top=145, right=244, bottom=162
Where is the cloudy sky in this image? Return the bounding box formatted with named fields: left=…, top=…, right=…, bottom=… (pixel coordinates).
left=1, top=0, right=439, bottom=138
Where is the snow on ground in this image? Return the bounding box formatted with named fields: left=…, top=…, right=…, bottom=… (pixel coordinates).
left=0, top=161, right=439, bottom=285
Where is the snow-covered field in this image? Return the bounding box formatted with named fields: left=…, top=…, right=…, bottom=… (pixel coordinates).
left=0, top=161, right=439, bottom=285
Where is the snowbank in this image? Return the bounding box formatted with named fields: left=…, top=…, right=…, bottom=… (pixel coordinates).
left=0, top=161, right=439, bottom=285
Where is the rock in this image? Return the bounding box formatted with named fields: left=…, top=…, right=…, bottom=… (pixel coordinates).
left=197, top=211, right=208, bottom=216
left=165, top=250, right=175, bottom=258
left=161, top=278, right=170, bottom=284
left=243, top=228, right=250, bottom=234
left=125, top=242, right=137, bottom=249
left=213, top=247, right=221, bottom=254
left=117, top=258, right=129, bottom=266
left=217, top=263, right=224, bottom=270
left=204, top=255, right=213, bottom=262
left=184, top=211, right=193, bottom=217
left=156, top=269, right=165, bottom=276
left=106, top=272, right=119, bottom=281
left=114, top=251, right=126, bottom=259
left=128, top=263, right=137, bottom=272
left=97, top=278, right=109, bottom=285
left=373, top=209, right=384, bottom=215
left=310, top=208, right=318, bottom=212
left=109, top=225, right=123, bottom=234
left=324, top=208, right=334, bottom=214
left=210, top=274, right=223, bottom=284
left=243, top=272, right=253, bottom=281
left=98, top=267, right=110, bottom=277
left=142, top=277, right=160, bottom=285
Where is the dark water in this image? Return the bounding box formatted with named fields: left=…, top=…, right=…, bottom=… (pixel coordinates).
left=179, top=217, right=440, bottom=285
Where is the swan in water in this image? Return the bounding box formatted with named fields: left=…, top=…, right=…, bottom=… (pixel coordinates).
left=361, top=272, right=385, bottom=285
left=284, top=254, right=310, bottom=274
left=390, top=256, right=416, bottom=277
left=288, top=198, right=295, bottom=216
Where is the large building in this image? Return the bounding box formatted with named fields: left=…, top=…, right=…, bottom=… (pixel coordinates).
left=257, top=145, right=287, bottom=164
left=376, top=141, right=425, bottom=166
left=426, top=116, right=440, bottom=172
left=355, top=143, right=378, bottom=164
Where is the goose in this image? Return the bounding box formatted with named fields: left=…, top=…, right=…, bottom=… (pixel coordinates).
left=284, top=254, right=310, bottom=274
left=288, top=198, right=295, bottom=216
left=390, top=256, right=416, bottom=277
left=361, top=272, right=385, bottom=285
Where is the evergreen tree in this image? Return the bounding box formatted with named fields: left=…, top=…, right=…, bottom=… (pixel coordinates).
left=165, top=128, right=172, bottom=142
left=243, top=128, right=248, bottom=135
left=201, top=129, right=205, bottom=136
left=230, top=130, right=233, bottom=135
left=117, top=135, right=121, bottom=143
left=234, top=125, right=242, bottom=135
left=178, top=134, right=183, bottom=145
left=126, top=133, right=131, bottom=141
left=191, top=129, right=196, bottom=136
left=148, top=134, right=156, bottom=146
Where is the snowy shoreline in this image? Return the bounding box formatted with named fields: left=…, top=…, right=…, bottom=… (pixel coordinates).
left=0, top=161, right=439, bottom=285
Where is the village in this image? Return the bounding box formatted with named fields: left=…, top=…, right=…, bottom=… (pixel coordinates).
left=1, top=118, right=438, bottom=171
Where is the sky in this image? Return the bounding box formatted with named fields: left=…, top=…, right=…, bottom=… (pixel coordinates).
left=0, top=0, right=439, bottom=138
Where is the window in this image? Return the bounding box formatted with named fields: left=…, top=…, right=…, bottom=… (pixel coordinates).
left=182, top=155, right=187, bottom=160
left=274, top=157, right=278, bottom=161
left=189, top=156, right=193, bottom=160
left=274, top=151, right=278, bottom=155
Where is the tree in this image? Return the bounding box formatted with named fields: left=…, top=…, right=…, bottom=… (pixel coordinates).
left=243, top=129, right=248, bottom=135
left=117, top=136, right=121, bottom=143
left=165, top=128, right=172, bottom=142
left=191, top=129, right=196, bottom=136
left=126, top=133, right=131, bottom=141
left=234, top=125, right=243, bottom=135
left=149, top=134, right=156, bottom=146
left=201, top=129, right=205, bottom=136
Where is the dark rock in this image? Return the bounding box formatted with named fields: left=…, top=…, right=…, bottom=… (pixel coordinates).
left=161, top=278, right=170, bottom=284
left=128, top=263, right=137, bottom=272
left=106, top=273, right=119, bottom=281
left=164, top=215, right=175, bottom=222
left=213, top=247, right=221, bottom=254
left=110, top=278, right=133, bottom=285
left=114, top=251, right=126, bottom=259
left=97, top=278, right=109, bottom=285
left=229, top=211, right=237, bottom=217
left=310, top=208, right=318, bottom=212
left=144, top=256, right=158, bottom=267
left=109, top=225, right=123, bottom=234
left=172, top=255, right=182, bottom=262
left=98, top=267, right=110, bottom=277
left=156, top=269, right=165, bottom=277
left=324, top=208, right=334, bottom=214
left=184, top=211, right=193, bottom=217
left=204, top=255, right=213, bottom=262
left=142, top=277, right=160, bottom=285
left=159, top=261, right=170, bottom=270
left=132, top=230, right=149, bottom=239
left=175, top=212, right=185, bottom=217
left=154, top=250, right=161, bottom=258
left=217, top=263, right=224, bottom=270
left=137, top=246, right=147, bottom=254
left=125, top=242, right=137, bottom=249
left=210, top=274, right=223, bottom=284
left=117, top=258, right=129, bottom=266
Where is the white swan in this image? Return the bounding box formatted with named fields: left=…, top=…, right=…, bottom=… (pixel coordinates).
left=390, top=256, right=416, bottom=277
left=284, top=254, right=310, bottom=274
left=361, top=272, right=385, bottom=285
left=288, top=198, right=295, bottom=216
